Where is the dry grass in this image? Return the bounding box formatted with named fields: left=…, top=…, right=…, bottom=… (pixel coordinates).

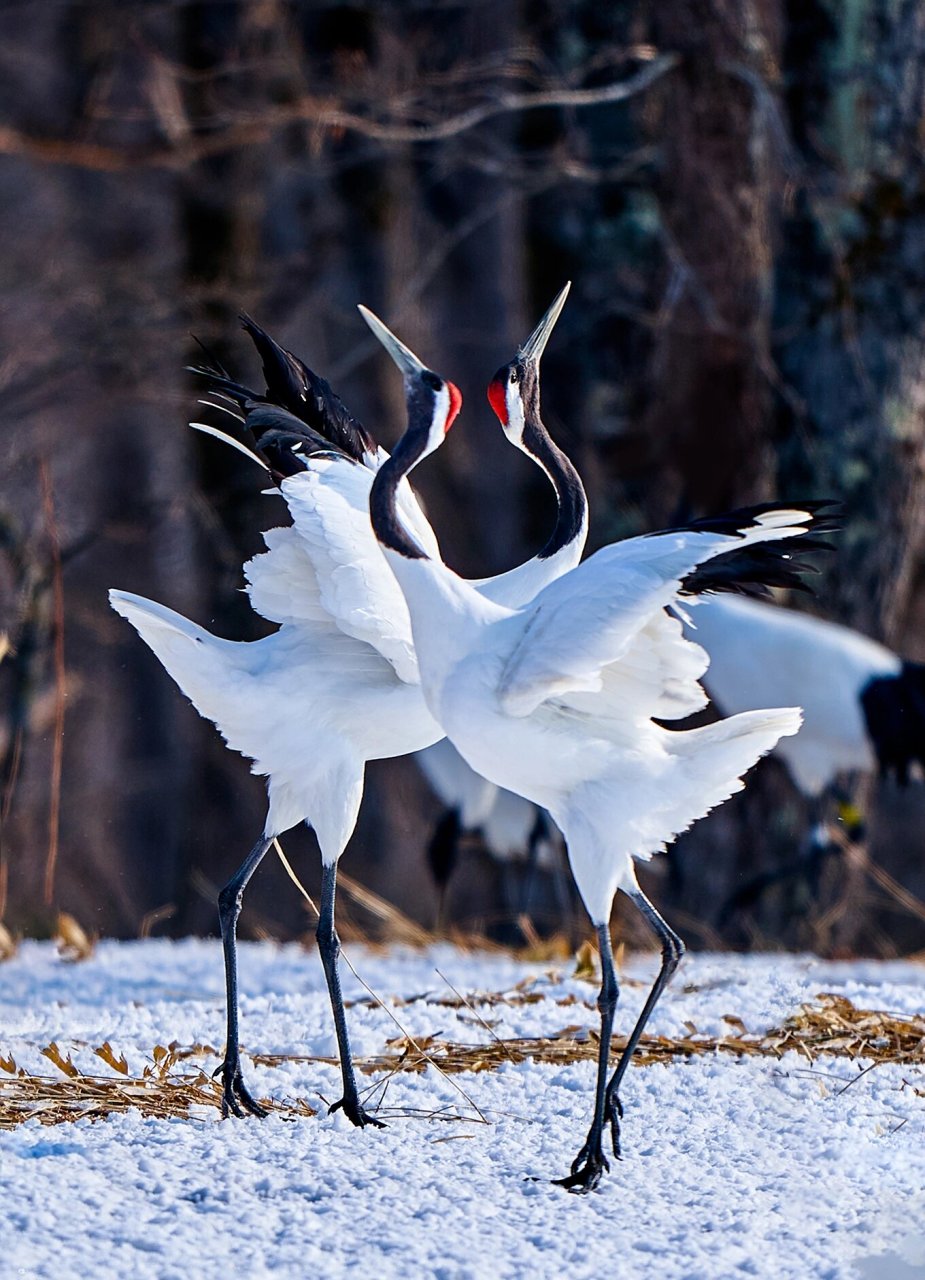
left=53, top=912, right=96, bottom=963
left=3, top=992, right=921, bottom=1130
left=253, top=992, right=925, bottom=1077
left=0, top=1041, right=316, bottom=1130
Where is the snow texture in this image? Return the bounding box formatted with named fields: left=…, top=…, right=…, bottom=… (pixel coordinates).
left=1, top=939, right=924, bottom=1279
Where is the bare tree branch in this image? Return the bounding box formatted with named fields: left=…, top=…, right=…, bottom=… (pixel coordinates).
left=0, top=54, right=680, bottom=172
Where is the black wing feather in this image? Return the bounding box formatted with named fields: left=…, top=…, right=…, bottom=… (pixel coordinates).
left=672, top=501, right=839, bottom=597
left=239, top=314, right=377, bottom=463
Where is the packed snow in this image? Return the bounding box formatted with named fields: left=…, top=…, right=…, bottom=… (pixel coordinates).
left=1, top=938, right=923, bottom=1279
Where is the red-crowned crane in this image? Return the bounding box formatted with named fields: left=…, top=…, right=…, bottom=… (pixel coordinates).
left=413, top=299, right=591, bottom=926
left=110, top=288, right=588, bottom=1126
left=361, top=305, right=833, bottom=1191
left=680, top=593, right=925, bottom=913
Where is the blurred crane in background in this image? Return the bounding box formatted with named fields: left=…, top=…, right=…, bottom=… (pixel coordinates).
left=682, top=595, right=925, bottom=921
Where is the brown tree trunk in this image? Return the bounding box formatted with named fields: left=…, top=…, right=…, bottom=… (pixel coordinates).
left=639, top=0, right=782, bottom=521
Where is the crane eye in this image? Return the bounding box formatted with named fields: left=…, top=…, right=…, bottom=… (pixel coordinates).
left=509, top=369, right=519, bottom=385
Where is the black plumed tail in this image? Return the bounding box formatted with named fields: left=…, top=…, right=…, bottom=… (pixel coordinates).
left=675, top=501, right=839, bottom=597
left=242, top=404, right=338, bottom=457
left=187, top=362, right=261, bottom=411
left=239, top=313, right=314, bottom=409
left=189, top=317, right=377, bottom=470
left=187, top=362, right=328, bottom=477
left=239, top=314, right=377, bottom=463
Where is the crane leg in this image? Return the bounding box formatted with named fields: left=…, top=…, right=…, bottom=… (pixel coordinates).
left=554, top=921, right=619, bottom=1193
left=427, top=807, right=461, bottom=932
left=216, top=833, right=273, bottom=1118
left=520, top=809, right=551, bottom=919
left=602, top=887, right=685, bottom=1154
left=317, top=861, right=385, bottom=1129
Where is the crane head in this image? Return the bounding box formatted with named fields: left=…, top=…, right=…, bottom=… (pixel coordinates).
left=359, top=305, right=462, bottom=460
left=487, top=282, right=570, bottom=447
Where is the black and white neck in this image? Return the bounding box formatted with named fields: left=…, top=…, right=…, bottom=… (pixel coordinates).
left=488, top=357, right=587, bottom=565
left=485, top=283, right=587, bottom=571
left=360, top=305, right=462, bottom=561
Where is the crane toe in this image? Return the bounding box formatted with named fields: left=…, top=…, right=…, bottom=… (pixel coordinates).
left=553, top=1147, right=609, bottom=1194
left=604, top=1086, right=624, bottom=1159
left=552, top=1122, right=612, bottom=1193
left=214, top=1060, right=270, bottom=1119
left=329, top=1095, right=387, bottom=1129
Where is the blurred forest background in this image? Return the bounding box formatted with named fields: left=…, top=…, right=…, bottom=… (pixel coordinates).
left=2, top=0, right=925, bottom=955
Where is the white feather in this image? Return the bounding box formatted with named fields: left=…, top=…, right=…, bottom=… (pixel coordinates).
left=380, top=510, right=813, bottom=925
left=198, top=399, right=246, bottom=424
left=189, top=422, right=268, bottom=471
left=496, top=517, right=817, bottom=719
left=108, top=588, right=441, bottom=857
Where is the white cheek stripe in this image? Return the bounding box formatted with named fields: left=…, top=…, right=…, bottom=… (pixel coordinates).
left=425, top=383, right=452, bottom=456
left=504, top=382, right=528, bottom=452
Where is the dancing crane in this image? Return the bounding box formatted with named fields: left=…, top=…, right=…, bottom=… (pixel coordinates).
left=361, top=305, right=832, bottom=1191
left=110, top=287, right=582, bottom=1126
left=414, top=294, right=588, bottom=924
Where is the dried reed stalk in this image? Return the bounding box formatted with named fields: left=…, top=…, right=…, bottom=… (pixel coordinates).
left=3, top=993, right=921, bottom=1131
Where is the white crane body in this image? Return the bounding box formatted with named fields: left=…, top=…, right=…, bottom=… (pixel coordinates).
left=109, top=583, right=439, bottom=855
left=384, top=530, right=804, bottom=926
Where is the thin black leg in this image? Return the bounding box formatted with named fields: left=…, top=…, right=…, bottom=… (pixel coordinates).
left=554, top=921, right=619, bottom=1194
left=317, top=861, right=385, bottom=1129
left=602, top=887, right=685, bottom=1156
left=520, top=809, right=550, bottom=918
left=216, top=833, right=272, bottom=1118
left=427, top=807, right=461, bottom=932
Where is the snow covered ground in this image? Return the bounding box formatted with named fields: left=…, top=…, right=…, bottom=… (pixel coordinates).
left=1, top=938, right=923, bottom=1279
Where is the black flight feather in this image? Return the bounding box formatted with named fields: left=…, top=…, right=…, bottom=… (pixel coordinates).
left=669, top=501, right=839, bottom=598
left=238, top=315, right=377, bottom=464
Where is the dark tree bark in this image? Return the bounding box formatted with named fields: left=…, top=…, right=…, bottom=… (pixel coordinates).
left=0, top=1, right=202, bottom=932
left=638, top=0, right=783, bottom=522
left=2, top=0, right=925, bottom=953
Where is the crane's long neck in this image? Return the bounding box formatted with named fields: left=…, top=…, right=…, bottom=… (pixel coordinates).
left=369, top=432, right=431, bottom=561
left=370, top=428, right=507, bottom=698
left=521, top=416, right=588, bottom=564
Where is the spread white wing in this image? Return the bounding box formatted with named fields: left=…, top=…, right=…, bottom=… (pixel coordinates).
left=244, top=525, right=330, bottom=628
left=277, top=457, right=438, bottom=685
left=498, top=512, right=816, bottom=719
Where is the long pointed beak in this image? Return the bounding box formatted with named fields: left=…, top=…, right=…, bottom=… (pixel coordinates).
left=358, top=305, right=429, bottom=379
left=517, top=281, right=571, bottom=364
